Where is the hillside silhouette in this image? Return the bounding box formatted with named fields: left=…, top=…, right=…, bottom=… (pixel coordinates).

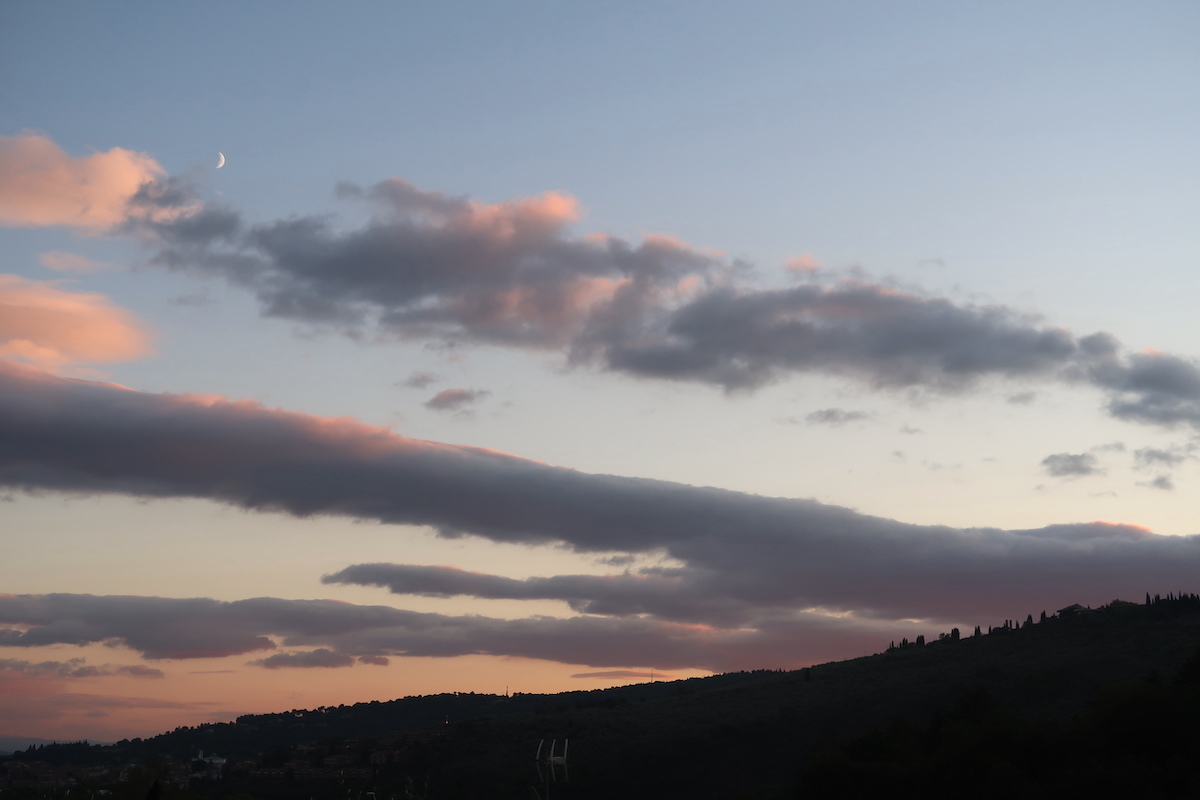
left=5, top=592, right=1200, bottom=798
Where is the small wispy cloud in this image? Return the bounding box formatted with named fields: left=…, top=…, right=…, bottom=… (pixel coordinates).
left=570, top=670, right=676, bottom=680
left=1139, top=475, right=1175, bottom=491
left=424, top=388, right=489, bottom=412
left=38, top=251, right=111, bottom=273
left=784, top=253, right=822, bottom=274
left=0, top=658, right=163, bottom=679
left=1133, top=443, right=1195, bottom=471
left=168, top=291, right=215, bottom=307
left=399, top=371, right=440, bottom=389
left=250, top=649, right=355, bottom=670
left=1006, top=391, right=1037, bottom=405
left=1042, top=452, right=1103, bottom=478
left=804, top=408, right=870, bottom=426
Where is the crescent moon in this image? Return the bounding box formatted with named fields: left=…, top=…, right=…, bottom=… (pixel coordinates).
left=216, top=152, right=226, bottom=169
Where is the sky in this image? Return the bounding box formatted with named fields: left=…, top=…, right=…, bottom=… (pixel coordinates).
left=2, top=0, right=1199, bottom=742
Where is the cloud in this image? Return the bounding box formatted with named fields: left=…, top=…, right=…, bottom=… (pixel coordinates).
left=0, top=275, right=153, bottom=371
left=0, top=147, right=1132, bottom=423
left=804, top=408, right=869, bottom=426
left=0, top=592, right=905, bottom=673
left=606, top=282, right=1086, bottom=391
left=116, top=664, right=166, bottom=679
left=1006, top=391, right=1037, bottom=405
left=1133, top=444, right=1195, bottom=470
left=784, top=253, right=822, bottom=273
left=0, top=658, right=94, bottom=677
left=38, top=251, right=112, bottom=273
left=139, top=174, right=1100, bottom=392
left=1088, top=346, right=1200, bottom=427
left=3, top=359, right=1200, bottom=641
left=570, top=670, right=675, bottom=680
left=358, top=655, right=390, bottom=666
left=1041, top=452, right=1103, bottom=478
left=0, top=133, right=1186, bottom=430
left=322, top=563, right=757, bottom=624
left=424, top=388, right=489, bottom=411
left=0, top=658, right=163, bottom=679
left=399, top=371, right=440, bottom=389
left=153, top=187, right=1179, bottom=415
left=1145, top=475, right=1175, bottom=491
left=144, top=176, right=719, bottom=352
left=0, top=133, right=179, bottom=232
left=251, top=649, right=355, bottom=670
left=168, top=291, right=215, bottom=308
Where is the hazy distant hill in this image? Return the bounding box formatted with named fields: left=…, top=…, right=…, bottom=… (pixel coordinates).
left=0, top=736, right=107, bottom=756
left=7, top=594, right=1200, bottom=798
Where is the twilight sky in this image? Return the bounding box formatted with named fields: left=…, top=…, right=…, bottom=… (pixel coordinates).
left=2, top=1, right=1199, bottom=741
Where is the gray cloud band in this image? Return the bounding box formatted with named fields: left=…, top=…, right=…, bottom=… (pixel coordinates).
left=3, top=359, right=1200, bottom=641
left=131, top=177, right=1200, bottom=422
left=0, top=593, right=889, bottom=672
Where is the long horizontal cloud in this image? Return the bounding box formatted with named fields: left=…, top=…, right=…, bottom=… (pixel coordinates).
left=127, top=170, right=1200, bottom=419
left=323, top=564, right=751, bottom=624
left=3, top=359, right=1200, bottom=632
left=0, top=658, right=163, bottom=679
left=7, top=133, right=1199, bottom=421
left=251, top=649, right=357, bottom=669
left=138, top=177, right=1083, bottom=391
left=0, top=593, right=894, bottom=672
left=603, top=282, right=1079, bottom=390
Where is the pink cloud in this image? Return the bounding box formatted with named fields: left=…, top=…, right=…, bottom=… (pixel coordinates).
left=458, top=189, right=580, bottom=240
left=0, top=133, right=174, bottom=232
left=0, top=275, right=153, bottom=370
left=784, top=253, right=823, bottom=273
left=148, top=176, right=724, bottom=351
left=38, top=251, right=112, bottom=273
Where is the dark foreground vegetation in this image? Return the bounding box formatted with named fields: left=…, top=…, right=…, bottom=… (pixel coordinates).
left=4, top=592, right=1200, bottom=799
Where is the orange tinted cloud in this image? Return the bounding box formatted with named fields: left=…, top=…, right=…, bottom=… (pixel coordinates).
left=0, top=132, right=168, bottom=232
left=785, top=253, right=823, bottom=273
left=0, top=275, right=153, bottom=369
left=459, top=190, right=580, bottom=240
left=39, top=250, right=111, bottom=272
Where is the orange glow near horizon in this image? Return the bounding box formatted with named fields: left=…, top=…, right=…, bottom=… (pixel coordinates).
left=0, top=643, right=712, bottom=742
